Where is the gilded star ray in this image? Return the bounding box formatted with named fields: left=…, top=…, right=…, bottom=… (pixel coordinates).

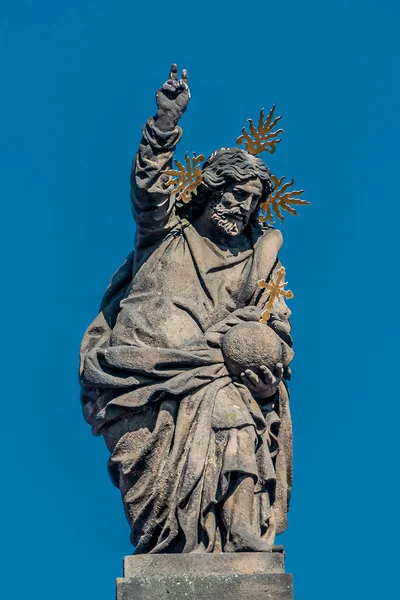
left=259, top=175, right=309, bottom=224
left=163, top=152, right=205, bottom=204
left=236, top=105, right=284, bottom=155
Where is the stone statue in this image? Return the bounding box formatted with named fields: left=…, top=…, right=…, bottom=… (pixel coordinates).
left=80, top=64, right=306, bottom=556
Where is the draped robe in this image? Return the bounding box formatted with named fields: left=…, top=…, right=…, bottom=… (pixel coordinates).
left=80, top=118, right=293, bottom=553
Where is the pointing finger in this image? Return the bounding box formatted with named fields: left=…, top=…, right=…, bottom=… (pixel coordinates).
left=169, top=63, right=178, bottom=80
left=179, top=70, right=190, bottom=97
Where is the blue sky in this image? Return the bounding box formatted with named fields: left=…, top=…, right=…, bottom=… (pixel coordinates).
left=1, top=1, right=399, bottom=598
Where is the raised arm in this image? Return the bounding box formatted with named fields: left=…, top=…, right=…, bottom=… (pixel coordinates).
left=131, top=64, right=190, bottom=247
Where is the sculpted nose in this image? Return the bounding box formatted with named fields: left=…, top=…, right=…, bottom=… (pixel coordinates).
left=241, top=196, right=253, bottom=212
left=222, top=193, right=236, bottom=208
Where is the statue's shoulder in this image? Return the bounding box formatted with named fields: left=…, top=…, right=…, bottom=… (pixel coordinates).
left=254, top=224, right=283, bottom=252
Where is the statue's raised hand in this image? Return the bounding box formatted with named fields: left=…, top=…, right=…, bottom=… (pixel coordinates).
left=155, top=64, right=190, bottom=129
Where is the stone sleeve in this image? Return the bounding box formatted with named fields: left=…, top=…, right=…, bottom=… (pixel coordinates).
left=130, top=117, right=182, bottom=246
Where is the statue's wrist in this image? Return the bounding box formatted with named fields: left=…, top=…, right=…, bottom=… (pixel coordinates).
left=255, top=389, right=279, bottom=405
left=155, top=109, right=181, bottom=131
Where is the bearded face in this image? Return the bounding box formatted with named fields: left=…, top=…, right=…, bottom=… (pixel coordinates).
left=207, top=178, right=263, bottom=237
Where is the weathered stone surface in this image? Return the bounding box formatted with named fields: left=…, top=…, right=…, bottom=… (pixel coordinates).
left=222, top=320, right=294, bottom=375
left=117, top=553, right=293, bottom=599
left=123, top=552, right=285, bottom=577
left=117, top=573, right=293, bottom=600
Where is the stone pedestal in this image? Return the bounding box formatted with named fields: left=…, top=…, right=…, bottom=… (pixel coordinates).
left=116, top=553, right=293, bottom=599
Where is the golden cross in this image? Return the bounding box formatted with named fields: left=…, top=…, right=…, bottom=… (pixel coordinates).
left=258, top=267, right=294, bottom=324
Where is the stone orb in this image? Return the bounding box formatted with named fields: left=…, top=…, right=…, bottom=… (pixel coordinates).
left=221, top=321, right=294, bottom=376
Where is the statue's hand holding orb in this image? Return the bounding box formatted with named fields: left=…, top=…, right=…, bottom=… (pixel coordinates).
left=222, top=321, right=294, bottom=400
left=238, top=363, right=283, bottom=400
left=156, top=64, right=190, bottom=127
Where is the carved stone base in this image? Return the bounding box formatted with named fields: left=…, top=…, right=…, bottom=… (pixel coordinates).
left=116, top=553, right=294, bottom=599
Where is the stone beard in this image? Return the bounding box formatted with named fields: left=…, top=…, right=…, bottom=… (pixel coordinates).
left=80, top=66, right=294, bottom=556
left=211, top=201, right=241, bottom=236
